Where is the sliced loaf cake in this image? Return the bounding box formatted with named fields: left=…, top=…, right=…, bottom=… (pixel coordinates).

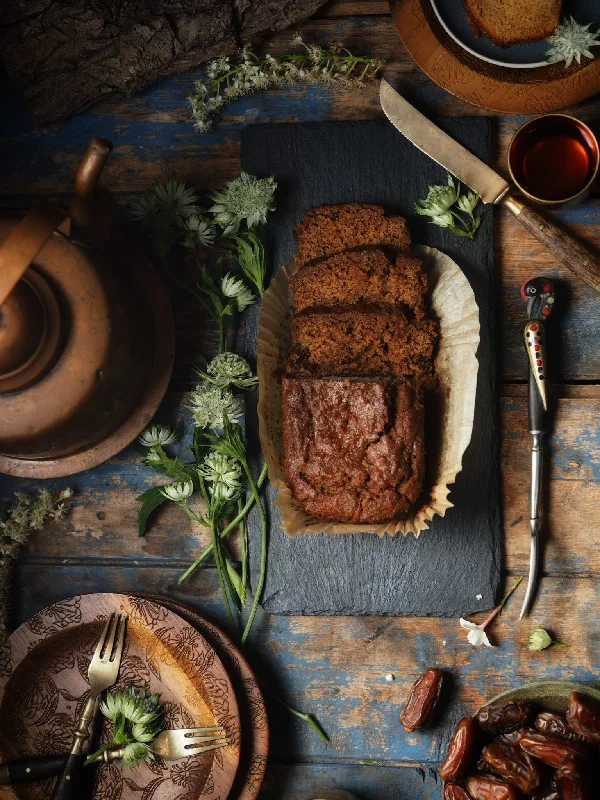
left=294, top=203, right=411, bottom=267
left=461, top=0, right=561, bottom=47
left=287, top=305, right=438, bottom=380
left=282, top=378, right=425, bottom=523
left=290, top=247, right=427, bottom=318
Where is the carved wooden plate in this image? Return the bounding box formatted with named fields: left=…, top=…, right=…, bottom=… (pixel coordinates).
left=391, top=0, right=600, bottom=113
left=150, top=597, right=268, bottom=800
left=0, top=594, right=241, bottom=800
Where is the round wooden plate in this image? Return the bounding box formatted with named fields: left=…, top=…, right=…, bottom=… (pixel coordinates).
left=390, top=0, right=600, bottom=113
left=0, top=594, right=241, bottom=800
left=149, top=597, right=268, bottom=800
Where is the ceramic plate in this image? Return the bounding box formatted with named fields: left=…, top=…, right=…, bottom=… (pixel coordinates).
left=0, top=594, right=241, bottom=800
left=151, top=597, right=268, bottom=800
left=430, top=0, right=599, bottom=69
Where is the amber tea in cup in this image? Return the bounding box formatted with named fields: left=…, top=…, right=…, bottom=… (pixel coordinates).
left=509, top=114, right=598, bottom=207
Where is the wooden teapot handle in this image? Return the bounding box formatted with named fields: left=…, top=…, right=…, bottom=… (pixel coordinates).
left=0, top=203, right=66, bottom=305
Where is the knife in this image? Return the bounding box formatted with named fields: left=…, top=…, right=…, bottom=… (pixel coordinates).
left=380, top=79, right=600, bottom=293
left=519, top=277, right=556, bottom=618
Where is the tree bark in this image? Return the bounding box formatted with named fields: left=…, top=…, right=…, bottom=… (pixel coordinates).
left=0, top=0, right=327, bottom=124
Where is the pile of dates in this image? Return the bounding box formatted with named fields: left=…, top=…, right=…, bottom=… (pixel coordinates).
left=440, top=691, right=600, bottom=799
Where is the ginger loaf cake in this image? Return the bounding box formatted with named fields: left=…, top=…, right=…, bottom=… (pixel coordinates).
left=290, top=248, right=427, bottom=318
left=461, top=0, right=561, bottom=47
left=288, top=305, right=438, bottom=380
left=294, top=203, right=411, bottom=268
left=282, top=378, right=425, bottom=523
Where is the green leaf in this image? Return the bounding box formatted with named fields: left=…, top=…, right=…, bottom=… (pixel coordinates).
left=136, top=487, right=168, bottom=537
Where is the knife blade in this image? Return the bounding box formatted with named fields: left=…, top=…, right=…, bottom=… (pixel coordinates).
left=379, top=79, right=600, bottom=293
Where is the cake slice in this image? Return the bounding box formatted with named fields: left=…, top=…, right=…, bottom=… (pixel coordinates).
left=294, top=203, right=411, bottom=267
left=282, top=378, right=425, bottom=523
left=288, top=305, right=438, bottom=380
left=290, top=247, right=427, bottom=318
left=461, top=0, right=561, bottom=47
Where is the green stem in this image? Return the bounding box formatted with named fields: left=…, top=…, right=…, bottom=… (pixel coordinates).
left=210, top=515, right=237, bottom=633
left=239, top=498, right=248, bottom=595
left=241, top=461, right=267, bottom=644
left=219, top=314, right=228, bottom=353
left=274, top=696, right=330, bottom=743
left=482, top=576, right=523, bottom=629
left=178, top=463, right=268, bottom=584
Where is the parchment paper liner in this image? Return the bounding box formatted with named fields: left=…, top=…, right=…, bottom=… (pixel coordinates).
left=257, top=245, right=480, bottom=537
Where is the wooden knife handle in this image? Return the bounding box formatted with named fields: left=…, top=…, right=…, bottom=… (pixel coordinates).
left=504, top=194, right=600, bottom=293
left=0, top=755, right=68, bottom=785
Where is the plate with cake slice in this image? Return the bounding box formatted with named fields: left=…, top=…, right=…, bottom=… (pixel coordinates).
left=390, top=0, right=600, bottom=113
left=430, top=0, right=596, bottom=68
left=257, top=203, right=479, bottom=537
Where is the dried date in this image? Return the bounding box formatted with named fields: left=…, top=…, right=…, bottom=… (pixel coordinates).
left=440, top=717, right=480, bottom=782
left=535, top=712, right=594, bottom=747
left=476, top=701, right=534, bottom=735
left=399, top=667, right=444, bottom=731
left=566, top=692, right=600, bottom=743
left=519, top=731, right=588, bottom=770
left=481, top=742, right=541, bottom=795
left=557, top=769, right=589, bottom=800
left=496, top=727, right=535, bottom=746
left=465, top=773, right=520, bottom=800
left=444, top=784, right=471, bottom=800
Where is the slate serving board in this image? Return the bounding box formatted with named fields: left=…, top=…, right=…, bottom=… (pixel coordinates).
left=242, top=118, right=501, bottom=616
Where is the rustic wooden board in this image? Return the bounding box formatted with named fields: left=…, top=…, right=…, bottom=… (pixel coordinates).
left=241, top=118, right=501, bottom=615
left=9, top=567, right=600, bottom=771
left=0, top=2, right=599, bottom=796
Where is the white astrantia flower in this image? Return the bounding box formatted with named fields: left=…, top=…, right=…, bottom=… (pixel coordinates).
left=206, top=352, right=258, bottom=389
left=189, top=383, right=243, bottom=430
left=122, top=742, right=153, bottom=767
left=546, top=17, right=600, bottom=68
left=460, top=618, right=493, bottom=648
left=197, top=452, right=243, bottom=500
left=209, top=171, right=277, bottom=236
left=221, top=274, right=256, bottom=311
left=415, top=174, right=459, bottom=218
left=129, top=192, right=159, bottom=225
left=182, top=214, right=216, bottom=249
left=151, top=177, right=199, bottom=225
left=160, top=481, right=194, bottom=502
left=138, top=425, right=178, bottom=448
left=145, top=448, right=162, bottom=465
left=456, top=189, right=480, bottom=216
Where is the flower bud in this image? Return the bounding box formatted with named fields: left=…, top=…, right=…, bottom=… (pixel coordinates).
left=528, top=627, right=553, bottom=650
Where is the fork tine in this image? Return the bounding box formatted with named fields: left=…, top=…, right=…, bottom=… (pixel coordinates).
left=181, top=735, right=229, bottom=744
left=111, top=614, right=127, bottom=663
left=100, top=613, right=119, bottom=662
left=93, top=614, right=114, bottom=661
left=182, top=740, right=229, bottom=755
left=178, top=727, right=226, bottom=736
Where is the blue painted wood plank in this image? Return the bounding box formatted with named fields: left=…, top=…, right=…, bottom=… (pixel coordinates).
left=9, top=563, right=600, bottom=768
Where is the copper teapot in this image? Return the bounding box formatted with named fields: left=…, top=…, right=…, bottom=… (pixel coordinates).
left=0, top=138, right=174, bottom=477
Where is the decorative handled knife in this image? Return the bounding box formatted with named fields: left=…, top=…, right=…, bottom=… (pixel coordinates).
left=520, top=277, right=556, bottom=619
left=379, top=80, right=600, bottom=293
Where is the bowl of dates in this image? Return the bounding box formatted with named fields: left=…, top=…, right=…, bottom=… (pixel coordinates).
left=440, top=681, right=600, bottom=799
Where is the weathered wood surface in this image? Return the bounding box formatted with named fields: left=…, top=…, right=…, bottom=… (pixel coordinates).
left=1, top=1, right=599, bottom=797
left=0, top=0, right=327, bottom=124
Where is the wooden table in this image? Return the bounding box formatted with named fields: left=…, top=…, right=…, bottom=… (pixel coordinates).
left=1, top=2, right=600, bottom=798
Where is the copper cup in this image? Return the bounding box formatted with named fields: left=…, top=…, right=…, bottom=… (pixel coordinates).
left=508, top=114, right=599, bottom=208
